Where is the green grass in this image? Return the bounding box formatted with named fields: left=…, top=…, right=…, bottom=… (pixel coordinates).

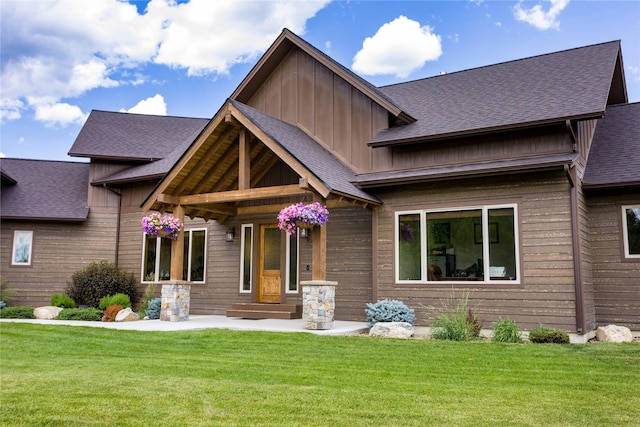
left=1, top=323, right=639, bottom=426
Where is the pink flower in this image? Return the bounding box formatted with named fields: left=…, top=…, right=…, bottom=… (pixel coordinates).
left=277, top=202, right=329, bottom=235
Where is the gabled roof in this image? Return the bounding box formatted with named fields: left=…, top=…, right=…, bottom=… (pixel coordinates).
left=371, top=41, right=626, bottom=146
left=142, top=99, right=380, bottom=220
left=91, top=137, right=198, bottom=185
left=583, top=102, right=640, bottom=190
left=230, top=100, right=379, bottom=204
left=69, top=110, right=209, bottom=161
left=231, top=28, right=415, bottom=124
left=0, top=158, right=90, bottom=221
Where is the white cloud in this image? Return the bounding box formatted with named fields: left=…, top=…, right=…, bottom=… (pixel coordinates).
left=352, top=15, right=442, bottom=78
left=0, top=98, right=24, bottom=123
left=514, top=0, right=570, bottom=31
left=152, top=0, right=329, bottom=76
left=29, top=99, right=88, bottom=127
left=122, top=94, right=167, bottom=115
left=0, top=0, right=330, bottom=122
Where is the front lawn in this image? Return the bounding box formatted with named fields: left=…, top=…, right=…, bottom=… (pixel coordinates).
left=1, top=323, right=638, bottom=426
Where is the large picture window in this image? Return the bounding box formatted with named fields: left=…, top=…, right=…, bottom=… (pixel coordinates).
left=142, top=228, right=206, bottom=283
left=396, top=204, right=519, bottom=284
left=12, top=230, right=33, bottom=266
left=622, top=205, right=640, bottom=259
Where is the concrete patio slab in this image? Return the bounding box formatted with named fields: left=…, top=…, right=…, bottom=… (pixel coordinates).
left=0, top=315, right=369, bottom=336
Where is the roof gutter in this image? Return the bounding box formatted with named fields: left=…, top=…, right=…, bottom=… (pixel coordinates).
left=369, top=113, right=604, bottom=148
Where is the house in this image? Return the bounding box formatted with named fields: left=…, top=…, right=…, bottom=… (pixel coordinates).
left=1, top=29, right=638, bottom=337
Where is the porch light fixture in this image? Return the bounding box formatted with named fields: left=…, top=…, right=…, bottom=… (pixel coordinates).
left=225, top=227, right=235, bottom=242
left=299, top=227, right=309, bottom=238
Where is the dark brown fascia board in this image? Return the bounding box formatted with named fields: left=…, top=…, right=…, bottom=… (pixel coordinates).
left=231, top=29, right=415, bottom=124
left=0, top=214, right=88, bottom=222
left=355, top=154, right=578, bottom=188
left=68, top=153, right=162, bottom=163
left=368, top=113, right=606, bottom=148
left=91, top=173, right=164, bottom=186
left=583, top=181, right=640, bottom=191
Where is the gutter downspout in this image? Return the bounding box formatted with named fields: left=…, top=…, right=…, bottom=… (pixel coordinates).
left=103, top=184, right=122, bottom=267
left=564, top=164, right=585, bottom=334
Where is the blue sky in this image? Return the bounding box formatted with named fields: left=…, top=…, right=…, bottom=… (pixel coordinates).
left=1, top=0, right=639, bottom=161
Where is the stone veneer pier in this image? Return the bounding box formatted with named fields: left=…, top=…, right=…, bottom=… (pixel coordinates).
left=301, top=280, right=337, bottom=330
left=160, top=282, right=190, bottom=322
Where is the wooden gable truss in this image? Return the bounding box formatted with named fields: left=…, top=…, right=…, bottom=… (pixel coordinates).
left=141, top=100, right=379, bottom=281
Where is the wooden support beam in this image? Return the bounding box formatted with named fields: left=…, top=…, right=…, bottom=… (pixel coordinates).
left=312, top=194, right=327, bottom=281
left=239, top=129, right=251, bottom=190
left=178, top=184, right=308, bottom=205
left=170, top=205, right=185, bottom=281
left=174, top=126, right=238, bottom=195
left=156, top=193, right=180, bottom=206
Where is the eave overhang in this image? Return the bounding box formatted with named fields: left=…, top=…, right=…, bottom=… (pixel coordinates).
left=355, top=153, right=579, bottom=188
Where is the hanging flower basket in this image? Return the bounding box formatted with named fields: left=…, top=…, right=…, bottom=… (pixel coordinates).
left=141, top=212, right=183, bottom=240
left=277, top=202, right=329, bottom=236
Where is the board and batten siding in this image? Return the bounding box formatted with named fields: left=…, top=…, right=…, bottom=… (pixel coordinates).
left=588, top=194, right=640, bottom=330
left=246, top=48, right=389, bottom=174
left=0, top=212, right=118, bottom=307
left=371, top=170, right=581, bottom=332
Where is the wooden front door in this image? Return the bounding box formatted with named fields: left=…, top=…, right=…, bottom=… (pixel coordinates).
left=258, top=224, right=282, bottom=303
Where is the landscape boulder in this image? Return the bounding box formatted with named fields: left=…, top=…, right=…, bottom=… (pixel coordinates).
left=34, top=306, right=63, bottom=320
left=369, top=322, right=415, bottom=339
left=596, top=325, right=633, bottom=343
left=115, top=307, right=140, bottom=322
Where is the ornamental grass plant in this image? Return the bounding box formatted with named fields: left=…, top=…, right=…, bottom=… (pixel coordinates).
left=1, top=323, right=639, bottom=426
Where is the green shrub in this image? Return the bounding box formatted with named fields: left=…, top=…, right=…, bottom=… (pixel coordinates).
left=145, top=297, right=162, bottom=319
left=430, top=291, right=483, bottom=341
left=65, top=261, right=140, bottom=308
left=57, top=308, right=103, bottom=321
left=0, top=279, right=15, bottom=305
left=528, top=326, right=570, bottom=344
left=101, top=305, right=123, bottom=322
left=50, top=293, right=76, bottom=308
left=365, top=299, right=415, bottom=327
left=99, top=293, right=132, bottom=310
left=0, top=306, right=35, bottom=319
left=492, top=317, right=523, bottom=343
left=138, top=284, right=157, bottom=316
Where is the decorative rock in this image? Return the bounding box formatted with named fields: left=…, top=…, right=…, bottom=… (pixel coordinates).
left=34, top=306, right=63, bottom=320
left=369, top=322, right=415, bottom=339
left=596, top=325, right=633, bottom=343
left=115, top=307, right=140, bottom=322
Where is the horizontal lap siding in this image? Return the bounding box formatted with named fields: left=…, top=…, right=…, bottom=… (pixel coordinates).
left=182, top=208, right=373, bottom=320
left=1, top=212, right=118, bottom=307
left=588, top=194, right=640, bottom=330
left=372, top=171, right=579, bottom=331
left=326, top=207, right=373, bottom=321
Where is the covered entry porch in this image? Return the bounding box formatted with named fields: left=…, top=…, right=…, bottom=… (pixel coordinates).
left=140, top=100, right=379, bottom=323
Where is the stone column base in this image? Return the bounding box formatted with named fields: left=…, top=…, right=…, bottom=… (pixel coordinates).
left=301, top=280, right=337, bottom=330
left=160, top=282, right=190, bottom=322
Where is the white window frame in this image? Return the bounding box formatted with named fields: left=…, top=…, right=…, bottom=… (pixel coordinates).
left=395, top=204, right=520, bottom=284
left=11, top=230, right=33, bottom=266
left=285, top=231, right=300, bottom=294
left=239, top=224, right=253, bottom=293
left=622, top=205, right=640, bottom=259
left=141, top=228, right=207, bottom=283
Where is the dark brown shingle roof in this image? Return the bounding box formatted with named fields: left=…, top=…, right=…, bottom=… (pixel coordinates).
left=0, top=158, right=90, bottom=221
left=69, top=110, right=209, bottom=161
left=583, top=102, right=640, bottom=189
left=372, top=41, right=624, bottom=146
left=231, top=100, right=380, bottom=204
